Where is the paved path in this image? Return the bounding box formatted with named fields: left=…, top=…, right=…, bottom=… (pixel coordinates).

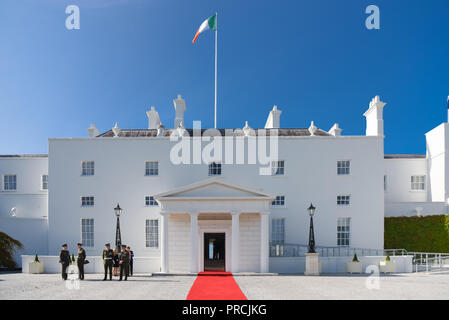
left=235, top=272, right=449, bottom=300
left=0, top=272, right=196, bottom=300
left=2, top=271, right=449, bottom=300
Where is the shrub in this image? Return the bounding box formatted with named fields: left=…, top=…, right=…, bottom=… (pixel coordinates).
left=385, top=253, right=391, bottom=262
left=71, top=254, right=75, bottom=263
left=352, top=253, right=359, bottom=262
left=385, top=215, right=449, bottom=252
left=0, top=232, right=23, bottom=268
left=34, top=254, right=39, bottom=263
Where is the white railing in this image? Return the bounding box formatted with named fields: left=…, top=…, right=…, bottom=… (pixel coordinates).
left=384, top=249, right=449, bottom=272
left=269, top=243, right=384, bottom=257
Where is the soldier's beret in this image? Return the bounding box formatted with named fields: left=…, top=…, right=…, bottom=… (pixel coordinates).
left=62, top=243, right=67, bottom=247
left=77, top=242, right=82, bottom=246
left=105, top=243, right=111, bottom=246
left=121, top=244, right=126, bottom=248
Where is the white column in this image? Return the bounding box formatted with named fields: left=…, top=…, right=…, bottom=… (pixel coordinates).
left=231, top=211, right=240, bottom=273
left=160, top=211, right=169, bottom=273
left=260, top=212, right=269, bottom=273
left=190, top=212, right=199, bottom=274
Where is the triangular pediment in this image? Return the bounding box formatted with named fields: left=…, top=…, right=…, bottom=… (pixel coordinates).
left=154, top=178, right=274, bottom=200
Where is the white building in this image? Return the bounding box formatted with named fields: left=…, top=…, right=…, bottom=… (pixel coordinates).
left=1, top=95, right=448, bottom=272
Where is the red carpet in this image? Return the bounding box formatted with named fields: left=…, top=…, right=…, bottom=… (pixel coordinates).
left=186, top=272, right=247, bottom=300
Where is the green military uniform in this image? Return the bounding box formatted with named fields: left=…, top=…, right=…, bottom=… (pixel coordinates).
left=59, top=245, right=71, bottom=280
left=77, top=244, right=86, bottom=280
left=119, top=246, right=130, bottom=281
left=102, top=244, right=114, bottom=280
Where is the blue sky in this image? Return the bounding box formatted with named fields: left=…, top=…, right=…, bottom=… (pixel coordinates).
left=0, top=0, right=448, bottom=154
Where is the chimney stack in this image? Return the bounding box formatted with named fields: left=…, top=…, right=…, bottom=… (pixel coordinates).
left=87, top=123, right=99, bottom=138
left=363, top=95, right=386, bottom=136
left=173, top=94, right=186, bottom=129
left=146, top=106, right=161, bottom=129
left=264, top=105, right=282, bottom=129
left=328, top=123, right=342, bottom=136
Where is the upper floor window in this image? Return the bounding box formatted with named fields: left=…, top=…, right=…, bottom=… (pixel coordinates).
left=337, top=195, right=350, bottom=205
left=145, top=196, right=158, bottom=206
left=411, top=175, right=425, bottom=191
left=337, top=160, right=350, bottom=175
left=81, top=218, right=94, bottom=247
left=145, top=219, right=159, bottom=248
left=145, top=161, right=159, bottom=176
left=81, top=196, right=94, bottom=207
left=271, top=160, right=285, bottom=176
left=81, top=161, right=95, bottom=176
left=337, top=217, right=350, bottom=247
left=42, top=175, right=48, bottom=190
left=271, top=218, right=285, bottom=244
left=271, top=195, right=285, bottom=207
left=208, top=162, right=222, bottom=176
left=3, top=175, right=16, bottom=191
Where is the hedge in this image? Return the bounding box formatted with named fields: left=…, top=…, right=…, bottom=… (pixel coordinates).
left=384, top=215, right=449, bottom=252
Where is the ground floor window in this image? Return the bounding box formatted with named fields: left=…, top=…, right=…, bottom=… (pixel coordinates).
left=145, top=219, right=159, bottom=248
left=271, top=218, right=285, bottom=244
left=81, top=218, right=94, bottom=247
left=337, top=217, right=350, bottom=246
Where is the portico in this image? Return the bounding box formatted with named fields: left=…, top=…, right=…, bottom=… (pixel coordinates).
left=154, top=178, right=274, bottom=274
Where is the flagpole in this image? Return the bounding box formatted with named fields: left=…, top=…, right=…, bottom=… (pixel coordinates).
left=214, top=12, right=218, bottom=129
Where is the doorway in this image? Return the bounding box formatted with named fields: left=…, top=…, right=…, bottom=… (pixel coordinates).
left=204, top=233, right=226, bottom=271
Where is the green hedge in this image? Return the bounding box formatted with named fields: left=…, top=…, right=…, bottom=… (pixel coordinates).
left=384, top=215, right=449, bottom=252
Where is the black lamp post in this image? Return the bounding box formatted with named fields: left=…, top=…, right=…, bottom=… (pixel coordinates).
left=307, top=203, right=316, bottom=253
left=114, top=203, right=122, bottom=252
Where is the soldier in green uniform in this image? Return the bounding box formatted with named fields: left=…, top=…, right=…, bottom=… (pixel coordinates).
left=59, top=243, right=71, bottom=280
left=119, top=244, right=129, bottom=281
left=102, top=243, right=114, bottom=281
left=77, top=243, right=86, bottom=280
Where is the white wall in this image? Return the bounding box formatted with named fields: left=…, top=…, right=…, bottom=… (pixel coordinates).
left=0, top=156, right=48, bottom=219
left=269, top=255, right=413, bottom=274
left=384, top=158, right=428, bottom=203
left=21, top=255, right=160, bottom=273
left=239, top=213, right=261, bottom=272
left=48, top=134, right=385, bottom=261
left=0, top=217, right=48, bottom=266
left=168, top=214, right=190, bottom=272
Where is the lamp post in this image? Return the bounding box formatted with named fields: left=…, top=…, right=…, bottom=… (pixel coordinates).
left=307, top=203, right=316, bottom=254
left=114, top=203, right=122, bottom=252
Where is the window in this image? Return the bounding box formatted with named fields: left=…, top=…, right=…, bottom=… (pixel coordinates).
left=145, top=161, right=159, bottom=176
left=384, top=175, right=387, bottom=191
left=271, top=219, right=285, bottom=244
left=42, top=175, right=48, bottom=190
left=3, top=175, right=16, bottom=191
left=271, top=195, right=285, bottom=207
left=82, top=161, right=95, bottom=176
left=337, top=218, right=350, bottom=246
left=337, top=160, right=350, bottom=175
left=411, top=175, right=425, bottom=191
left=81, top=219, right=94, bottom=247
left=271, top=160, right=285, bottom=176
left=81, top=196, right=94, bottom=207
left=145, top=219, right=159, bottom=248
left=208, top=162, right=222, bottom=176
left=337, top=195, right=350, bottom=205
left=145, top=196, right=158, bottom=206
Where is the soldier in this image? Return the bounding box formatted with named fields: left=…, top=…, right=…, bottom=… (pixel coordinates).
left=59, top=243, right=71, bottom=280
left=77, top=243, right=86, bottom=280
left=102, top=243, right=114, bottom=281
left=119, top=244, right=129, bottom=281
left=127, top=246, right=134, bottom=276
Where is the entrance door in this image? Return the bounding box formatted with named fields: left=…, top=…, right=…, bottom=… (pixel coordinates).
left=204, top=233, right=225, bottom=271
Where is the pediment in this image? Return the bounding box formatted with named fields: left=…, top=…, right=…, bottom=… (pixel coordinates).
left=154, top=178, right=274, bottom=200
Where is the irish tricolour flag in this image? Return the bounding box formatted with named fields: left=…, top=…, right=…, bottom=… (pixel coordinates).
left=192, top=14, right=217, bottom=43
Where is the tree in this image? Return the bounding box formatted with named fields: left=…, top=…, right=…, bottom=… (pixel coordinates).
left=0, top=232, right=23, bottom=268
